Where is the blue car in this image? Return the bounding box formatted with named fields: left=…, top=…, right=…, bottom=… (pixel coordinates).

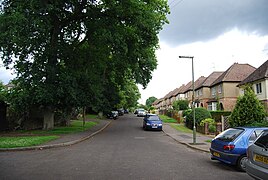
left=210, top=127, right=268, bottom=171
left=143, top=114, right=163, bottom=131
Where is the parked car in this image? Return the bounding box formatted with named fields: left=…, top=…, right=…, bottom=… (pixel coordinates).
left=137, top=109, right=146, bottom=117
left=106, top=111, right=118, bottom=120
left=210, top=127, right=268, bottom=171
left=246, top=130, right=268, bottom=179
left=117, top=109, right=124, bottom=116
left=143, top=114, right=162, bottom=131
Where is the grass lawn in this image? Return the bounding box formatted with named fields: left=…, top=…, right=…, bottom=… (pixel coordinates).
left=19, top=120, right=98, bottom=135
left=0, top=136, right=59, bottom=148
left=0, top=120, right=98, bottom=148
left=170, top=123, right=193, bottom=133
left=78, top=114, right=101, bottom=120
left=159, top=115, right=178, bottom=123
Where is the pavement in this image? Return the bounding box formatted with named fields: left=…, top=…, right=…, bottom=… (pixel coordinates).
left=0, top=119, right=214, bottom=153
left=162, top=123, right=213, bottom=153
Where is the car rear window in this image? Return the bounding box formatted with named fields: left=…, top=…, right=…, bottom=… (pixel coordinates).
left=148, top=116, right=160, bottom=121
left=254, top=131, right=268, bottom=148
left=215, top=128, right=244, bottom=142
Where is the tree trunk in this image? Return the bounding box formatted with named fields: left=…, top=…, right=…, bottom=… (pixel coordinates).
left=82, top=107, right=86, bottom=127
left=43, top=107, right=54, bottom=130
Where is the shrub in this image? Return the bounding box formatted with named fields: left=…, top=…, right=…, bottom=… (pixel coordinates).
left=229, top=86, right=266, bottom=127
left=185, top=108, right=212, bottom=125
left=208, top=124, right=216, bottom=133
left=200, top=118, right=215, bottom=126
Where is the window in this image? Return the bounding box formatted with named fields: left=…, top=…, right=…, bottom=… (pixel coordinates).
left=218, top=84, right=222, bottom=94
left=249, top=130, right=265, bottom=144
left=211, top=87, right=216, bottom=96
left=256, top=83, right=262, bottom=94
left=208, top=102, right=217, bottom=111
left=215, top=128, right=244, bottom=142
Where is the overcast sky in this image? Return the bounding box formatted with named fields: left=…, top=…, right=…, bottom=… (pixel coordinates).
left=138, top=0, right=268, bottom=104
left=1, top=0, right=268, bottom=106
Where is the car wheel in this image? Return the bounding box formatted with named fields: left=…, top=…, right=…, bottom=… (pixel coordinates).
left=237, top=155, right=247, bottom=172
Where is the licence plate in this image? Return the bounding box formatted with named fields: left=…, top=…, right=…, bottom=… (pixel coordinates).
left=152, top=124, right=158, bottom=128
left=213, top=152, right=220, bottom=157
left=254, top=154, right=268, bottom=164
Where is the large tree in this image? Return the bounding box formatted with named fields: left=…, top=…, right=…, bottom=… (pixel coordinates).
left=146, top=96, right=157, bottom=107
left=0, top=0, right=169, bottom=129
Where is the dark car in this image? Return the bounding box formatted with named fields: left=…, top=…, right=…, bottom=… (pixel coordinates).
left=246, top=130, right=268, bottom=179
left=106, top=111, right=118, bottom=120
left=117, top=109, right=124, bottom=116
left=143, top=114, right=163, bottom=131
left=210, top=127, right=268, bottom=171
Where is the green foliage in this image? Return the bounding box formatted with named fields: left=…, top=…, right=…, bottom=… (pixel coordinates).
left=183, top=109, right=192, bottom=117
left=245, top=120, right=268, bottom=127
left=159, top=115, right=177, bottom=123
left=229, top=86, right=266, bottom=127
left=0, top=136, right=59, bottom=148
left=200, top=118, right=215, bottom=126
left=0, top=81, right=7, bottom=101
left=208, top=124, right=216, bottom=133
left=200, top=118, right=216, bottom=133
left=0, top=1, right=169, bottom=125
left=146, top=96, right=157, bottom=107
left=170, top=123, right=193, bottom=133
left=172, top=100, right=189, bottom=111
left=185, top=108, right=212, bottom=125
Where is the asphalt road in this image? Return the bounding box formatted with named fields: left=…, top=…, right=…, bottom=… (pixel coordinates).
left=0, top=114, right=251, bottom=180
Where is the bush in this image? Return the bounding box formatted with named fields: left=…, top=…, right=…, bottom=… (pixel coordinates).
left=200, top=118, right=215, bottom=126
left=245, top=120, right=268, bottom=127
left=229, top=86, right=266, bottom=127
left=185, top=108, right=212, bottom=125
left=208, top=124, right=216, bottom=133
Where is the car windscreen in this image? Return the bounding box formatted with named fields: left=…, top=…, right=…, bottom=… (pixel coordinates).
left=147, top=116, right=160, bottom=121
left=215, top=128, right=244, bottom=142
left=254, top=130, right=268, bottom=148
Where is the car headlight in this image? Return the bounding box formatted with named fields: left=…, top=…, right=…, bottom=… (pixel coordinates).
left=146, top=123, right=150, bottom=126
left=158, top=124, right=162, bottom=126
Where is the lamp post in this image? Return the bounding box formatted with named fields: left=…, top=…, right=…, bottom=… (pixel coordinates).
left=179, top=56, right=196, bottom=144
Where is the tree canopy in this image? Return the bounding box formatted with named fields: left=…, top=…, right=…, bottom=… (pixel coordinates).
left=145, top=96, right=157, bottom=107
left=0, top=0, right=169, bottom=129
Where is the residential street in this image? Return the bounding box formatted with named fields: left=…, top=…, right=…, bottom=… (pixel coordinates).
left=0, top=114, right=251, bottom=180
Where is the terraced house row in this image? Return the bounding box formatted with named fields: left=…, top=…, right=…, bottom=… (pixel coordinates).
left=152, top=60, right=268, bottom=113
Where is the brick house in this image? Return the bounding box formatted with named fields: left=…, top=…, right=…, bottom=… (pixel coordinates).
left=209, top=63, right=256, bottom=111
left=195, top=72, right=223, bottom=109
left=238, top=60, right=268, bottom=113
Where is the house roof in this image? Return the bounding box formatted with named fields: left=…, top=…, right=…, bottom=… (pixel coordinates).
left=163, top=89, right=176, bottom=100
left=238, top=60, right=268, bottom=86
left=195, top=71, right=223, bottom=89
left=183, top=77, right=206, bottom=93
left=171, top=84, right=186, bottom=97
left=194, top=76, right=206, bottom=89
left=152, top=98, right=163, bottom=105
left=210, top=63, right=256, bottom=87
left=182, top=81, right=193, bottom=93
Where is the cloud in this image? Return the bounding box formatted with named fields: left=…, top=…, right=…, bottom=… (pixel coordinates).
left=160, top=0, right=268, bottom=46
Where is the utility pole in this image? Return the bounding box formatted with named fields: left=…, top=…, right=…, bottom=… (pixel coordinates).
left=179, top=56, right=196, bottom=144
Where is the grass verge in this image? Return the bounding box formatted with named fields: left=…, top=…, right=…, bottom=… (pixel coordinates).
left=159, top=115, right=178, bottom=123
left=0, top=136, right=59, bottom=148
left=0, top=120, right=98, bottom=148
left=170, top=123, right=193, bottom=133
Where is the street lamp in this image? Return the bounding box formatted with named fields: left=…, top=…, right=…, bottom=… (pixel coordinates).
left=179, top=56, right=196, bottom=144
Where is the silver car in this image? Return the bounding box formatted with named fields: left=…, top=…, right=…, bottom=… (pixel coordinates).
left=246, top=130, right=268, bottom=180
